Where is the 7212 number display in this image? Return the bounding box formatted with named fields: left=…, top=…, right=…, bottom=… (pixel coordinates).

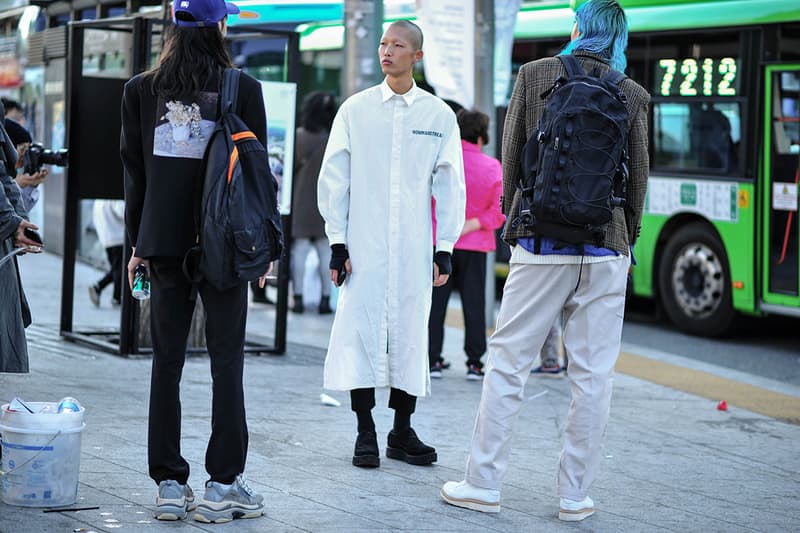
left=655, top=57, right=738, bottom=97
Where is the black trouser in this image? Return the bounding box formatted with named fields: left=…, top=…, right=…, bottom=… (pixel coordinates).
left=95, top=245, right=123, bottom=301
left=428, top=249, right=487, bottom=368
left=350, top=388, right=416, bottom=414
left=147, top=257, right=249, bottom=485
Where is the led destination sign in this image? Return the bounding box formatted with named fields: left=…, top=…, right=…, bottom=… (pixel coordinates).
left=655, top=58, right=738, bottom=97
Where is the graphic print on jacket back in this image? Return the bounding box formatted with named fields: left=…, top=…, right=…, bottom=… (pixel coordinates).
left=153, top=92, right=219, bottom=159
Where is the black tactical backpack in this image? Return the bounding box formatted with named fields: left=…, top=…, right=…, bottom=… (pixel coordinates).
left=512, top=54, right=630, bottom=246
left=192, top=69, right=283, bottom=291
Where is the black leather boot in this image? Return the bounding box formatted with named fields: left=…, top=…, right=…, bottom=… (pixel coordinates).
left=291, top=294, right=304, bottom=314
left=318, top=295, right=332, bottom=314
left=386, top=428, right=437, bottom=465
left=352, top=431, right=380, bottom=468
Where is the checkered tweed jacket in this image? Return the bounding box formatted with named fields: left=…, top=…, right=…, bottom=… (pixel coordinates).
left=500, top=51, right=650, bottom=255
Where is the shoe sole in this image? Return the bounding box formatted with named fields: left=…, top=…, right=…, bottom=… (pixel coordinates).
left=532, top=370, right=564, bottom=378
left=430, top=372, right=442, bottom=379
left=154, top=499, right=195, bottom=520
left=559, top=508, right=594, bottom=521
left=440, top=488, right=500, bottom=513
left=386, top=446, right=437, bottom=465
left=466, top=374, right=483, bottom=381
left=352, top=454, right=380, bottom=467
left=193, top=504, right=263, bottom=523
left=154, top=504, right=187, bottom=521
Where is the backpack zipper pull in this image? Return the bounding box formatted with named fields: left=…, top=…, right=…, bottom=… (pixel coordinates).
left=554, top=136, right=560, bottom=151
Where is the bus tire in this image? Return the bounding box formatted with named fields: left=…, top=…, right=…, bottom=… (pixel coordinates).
left=658, top=222, right=735, bottom=336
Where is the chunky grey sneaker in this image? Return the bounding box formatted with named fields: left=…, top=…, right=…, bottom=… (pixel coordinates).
left=154, top=480, right=195, bottom=520
left=193, top=475, right=264, bottom=523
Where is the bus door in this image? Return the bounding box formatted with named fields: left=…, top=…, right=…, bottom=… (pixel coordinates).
left=762, top=65, right=800, bottom=312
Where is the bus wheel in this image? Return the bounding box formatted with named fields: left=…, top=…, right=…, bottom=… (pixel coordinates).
left=658, top=223, right=735, bottom=336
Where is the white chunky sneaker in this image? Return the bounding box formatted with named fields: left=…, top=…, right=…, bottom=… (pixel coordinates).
left=193, top=475, right=264, bottom=523
left=154, top=480, right=195, bottom=520
left=559, top=496, right=594, bottom=521
left=440, top=480, right=501, bottom=513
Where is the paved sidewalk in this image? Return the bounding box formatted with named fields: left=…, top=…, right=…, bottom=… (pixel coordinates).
left=0, top=252, right=798, bottom=532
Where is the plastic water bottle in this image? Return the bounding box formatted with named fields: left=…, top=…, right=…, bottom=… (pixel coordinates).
left=132, top=264, right=150, bottom=300
left=56, top=397, right=81, bottom=413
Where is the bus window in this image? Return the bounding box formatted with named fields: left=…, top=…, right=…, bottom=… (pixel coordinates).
left=653, top=101, right=741, bottom=175
left=773, top=72, right=799, bottom=155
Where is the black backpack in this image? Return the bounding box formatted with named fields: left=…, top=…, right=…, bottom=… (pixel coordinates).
left=192, top=69, right=283, bottom=291
left=512, top=55, right=630, bottom=246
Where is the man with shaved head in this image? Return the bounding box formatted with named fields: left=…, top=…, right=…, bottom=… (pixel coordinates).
left=317, top=20, right=466, bottom=469
left=391, top=19, right=423, bottom=49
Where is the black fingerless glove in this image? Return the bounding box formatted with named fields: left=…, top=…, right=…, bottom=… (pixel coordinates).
left=330, top=244, right=349, bottom=270
left=434, top=251, right=452, bottom=276
left=330, top=244, right=349, bottom=284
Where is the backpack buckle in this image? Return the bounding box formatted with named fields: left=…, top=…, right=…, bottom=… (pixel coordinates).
left=511, top=208, right=534, bottom=229
left=620, top=160, right=629, bottom=180
left=617, top=92, right=627, bottom=104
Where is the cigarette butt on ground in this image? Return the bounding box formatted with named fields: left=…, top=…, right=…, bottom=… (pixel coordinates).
left=526, top=390, right=548, bottom=401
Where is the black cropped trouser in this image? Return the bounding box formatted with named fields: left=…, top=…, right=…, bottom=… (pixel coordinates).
left=350, top=387, right=416, bottom=414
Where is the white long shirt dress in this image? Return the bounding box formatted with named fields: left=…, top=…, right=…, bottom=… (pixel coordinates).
left=318, top=80, right=466, bottom=397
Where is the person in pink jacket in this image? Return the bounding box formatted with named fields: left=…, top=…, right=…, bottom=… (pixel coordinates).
left=429, top=109, right=505, bottom=380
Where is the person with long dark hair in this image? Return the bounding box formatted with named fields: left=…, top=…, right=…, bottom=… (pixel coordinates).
left=290, top=91, right=337, bottom=314
left=121, top=0, right=266, bottom=523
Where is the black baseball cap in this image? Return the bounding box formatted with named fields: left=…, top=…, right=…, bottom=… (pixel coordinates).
left=5, top=118, right=31, bottom=146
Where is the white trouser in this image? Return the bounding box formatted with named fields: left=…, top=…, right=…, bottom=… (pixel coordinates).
left=539, top=316, right=563, bottom=364
left=465, top=256, right=629, bottom=500
left=291, top=237, right=331, bottom=298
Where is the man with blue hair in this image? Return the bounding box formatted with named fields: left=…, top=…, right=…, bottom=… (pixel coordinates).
left=441, top=0, right=649, bottom=522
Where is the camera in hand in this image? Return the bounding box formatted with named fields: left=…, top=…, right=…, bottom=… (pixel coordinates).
left=23, top=143, right=69, bottom=174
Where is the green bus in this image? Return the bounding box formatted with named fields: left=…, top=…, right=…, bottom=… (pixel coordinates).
left=236, top=0, right=800, bottom=336
left=505, top=0, right=800, bottom=336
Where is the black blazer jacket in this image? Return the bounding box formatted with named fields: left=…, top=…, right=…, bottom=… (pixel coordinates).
left=120, top=70, right=267, bottom=258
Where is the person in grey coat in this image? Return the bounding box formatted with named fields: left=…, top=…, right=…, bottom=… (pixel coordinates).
left=289, top=91, right=337, bottom=314
left=0, top=110, right=42, bottom=373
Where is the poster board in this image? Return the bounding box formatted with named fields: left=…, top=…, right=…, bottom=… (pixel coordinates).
left=260, top=81, right=297, bottom=215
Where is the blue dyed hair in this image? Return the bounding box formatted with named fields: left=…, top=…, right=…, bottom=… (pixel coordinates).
left=560, top=0, right=628, bottom=72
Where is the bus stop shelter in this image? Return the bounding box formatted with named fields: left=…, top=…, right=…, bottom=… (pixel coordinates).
left=59, top=14, right=299, bottom=356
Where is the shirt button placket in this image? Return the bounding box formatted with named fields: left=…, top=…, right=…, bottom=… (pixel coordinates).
left=387, top=97, right=404, bottom=364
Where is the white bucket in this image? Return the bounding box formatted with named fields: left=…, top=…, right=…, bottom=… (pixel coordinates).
left=0, top=402, right=85, bottom=507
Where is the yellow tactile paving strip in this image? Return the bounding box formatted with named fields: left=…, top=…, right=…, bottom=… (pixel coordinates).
left=444, top=308, right=800, bottom=424
left=616, top=352, right=800, bottom=425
